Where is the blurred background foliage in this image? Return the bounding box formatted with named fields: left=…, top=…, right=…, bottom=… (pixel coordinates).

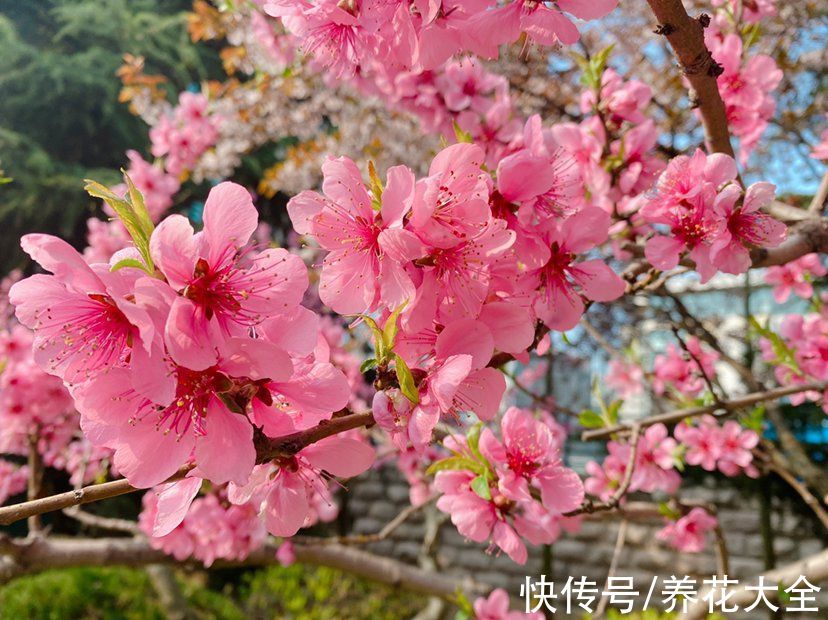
left=0, top=564, right=422, bottom=619
left=0, top=0, right=222, bottom=273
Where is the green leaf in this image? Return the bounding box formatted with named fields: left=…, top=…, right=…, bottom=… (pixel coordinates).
left=742, top=404, right=766, bottom=432
left=452, top=121, right=473, bottom=144
left=367, top=160, right=383, bottom=211
left=360, top=358, right=378, bottom=374
left=360, top=315, right=386, bottom=361
left=0, top=176, right=12, bottom=185
left=381, top=300, right=408, bottom=354
left=607, top=400, right=622, bottom=425
left=85, top=178, right=154, bottom=272
left=466, top=422, right=483, bottom=460
left=470, top=475, right=491, bottom=500
left=454, top=589, right=475, bottom=617
left=426, top=456, right=484, bottom=476
left=657, top=502, right=681, bottom=520
left=121, top=169, right=154, bottom=238
left=578, top=409, right=605, bottom=429
left=111, top=257, right=152, bottom=274
left=748, top=316, right=800, bottom=374
left=394, top=354, right=419, bottom=404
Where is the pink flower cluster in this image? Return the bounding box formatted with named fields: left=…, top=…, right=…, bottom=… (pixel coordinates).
left=434, top=408, right=583, bottom=564
left=711, top=0, right=776, bottom=25
left=139, top=486, right=266, bottom=566
left=656, top=507, right=718, bottom=553
left=585, top=424, right=680, bottom=501
left=150, top=92, right=220, bottom=176
left=265, top=0, right=617, bottom=77
left=0, top=325, right=75, bottom=456
left=642, top=150, right=786, bottom=280
left=605, top=358, right=644, bottom=400
left=652, top=336, right=720, bottom=399
left=705, top=29, right=782, bottom=163
left=0, top=460, right=27, bottom=506
left=765, top=253, right=826, bottom=303
left=11, top=182, right=368, bottom=497
left=675, top=415, right=760, bottom=477
left=760, top=310, right=828, bottom=412
left=473, top=588, right=543, bottom=620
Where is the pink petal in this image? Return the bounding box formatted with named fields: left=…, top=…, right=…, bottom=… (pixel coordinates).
left=220, top=337, right=293, bottom=382
left=149, top=215, right=197, bottom=290
left=435, top=319, right=494, bottom=369
left=202, top=182, right=259, bottom=263
left=152, top=476, right=202, bottom=537
left=569, top=259, right=626, bottom=302
left=164, top=296, right=219, bottom=371
left=264, top=473, right=310, bottom=537
left=194, top=397, right=255, bottom=485
left=303, top=436, right=375, bottom=478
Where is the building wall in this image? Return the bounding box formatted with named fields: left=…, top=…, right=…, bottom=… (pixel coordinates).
left=343, top=465, right=828, bottom=618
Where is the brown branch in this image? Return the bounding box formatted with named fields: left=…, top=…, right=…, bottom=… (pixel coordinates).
left=0, top=536, right=490, bottom=600
left=0, top=411, right=375, bottom=528
left=750, top=217, right=828, bottom=267
left=594, top=519, right=629, bottom=619
left=808, top=171, right=828, bottom=214
left=764, top=459, right=828, bottom=530
left=300, top=498, right=434, bottom=546
left=712, top=522, right=730, bottom=578
left=565, top=423, right=642, bottom=517
left=582, top=381, right=828, bottom=441
left=679, top=548, right=828, bottom=620
left=26, top=431, right=44, bottom=535
left=645, top=0, right=734, bottom=157
left=62, top=506, right=141, bottom=535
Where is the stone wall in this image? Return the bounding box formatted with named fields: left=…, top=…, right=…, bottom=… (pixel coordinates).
left=342, top=465, right=828, bottom=617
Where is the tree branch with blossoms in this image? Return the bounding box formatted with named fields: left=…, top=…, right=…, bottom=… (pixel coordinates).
left=1, top=0, right=827, bottom=614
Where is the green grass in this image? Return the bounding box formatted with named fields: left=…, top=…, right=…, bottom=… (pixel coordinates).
left=0, top=564, right=423, bottom=620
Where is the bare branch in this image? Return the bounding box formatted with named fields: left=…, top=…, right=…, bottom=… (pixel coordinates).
left=0, top=536, right=490, bottom=600
left=582, top=381, right=827, bottom=441
left=645, top=0, right=734, bottom=157
left=750, top=217, right=828, bottom=267
left=0, top=411, right=375, bottom=528
left=679, top=548, right=828, bottom=620
left=565, top=423, right=642, bottom=517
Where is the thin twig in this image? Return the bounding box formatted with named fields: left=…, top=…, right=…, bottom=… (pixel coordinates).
left=26, top=431, right=44, bottom=535
left=595, top=519, right=629, bottom=618
left=808, top=170, right=828, bottom=214
left=300, top=498, right=435, bottom=546
left=0, top=411, right=375, bottom=527
left=582, top=381, right=828, bottom=441
left=565, top=423, right=642, bottom=517
left=765, top=461, right=828, bottom=530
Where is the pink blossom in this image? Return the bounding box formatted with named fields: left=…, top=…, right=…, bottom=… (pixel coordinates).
left=150, top=92, right=219, bottom=176
left=473, top=588, right=544, bottom=620
left=152, top=182, right=308, bottom=369
left=764, top=254, right=826, bottom=303
left=605, top=358, right=644, bottom=399
left=706, top=32, right=782, bottom=163
left=497, top=115, right=583, bottom=226
left=675, top=415, right=723, bottom=472
left=708, top=182, right=786, bottom=274
left=227, top=434, right=374, bottom=537
left=479, top=407, right=584, bottom=513
left=10, top=234, right=150, bottom=384
left=288, top=157, right=423, bottom=314
left=656, top=507, right=718, bottom=553
left=653, top=337, right=720, bottom=399
left=523, top=207, right=626, bottom=331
